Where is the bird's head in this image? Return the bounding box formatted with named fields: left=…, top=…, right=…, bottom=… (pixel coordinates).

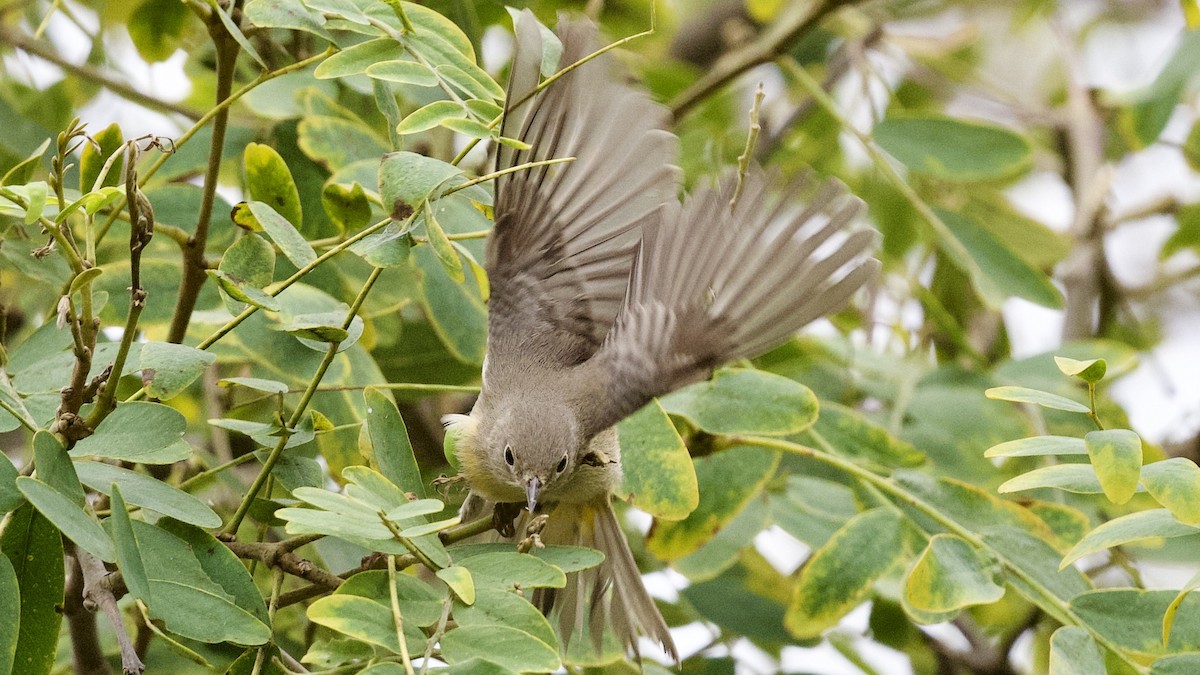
left=479, top=400, right=581, bottom=512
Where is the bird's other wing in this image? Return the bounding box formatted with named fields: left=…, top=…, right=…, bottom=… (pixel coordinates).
left=585, top=168, right=879, bottom=435
left=485, top=11, right=680, bottom=374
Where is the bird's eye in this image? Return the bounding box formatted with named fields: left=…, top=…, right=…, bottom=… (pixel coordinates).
left=504, top=445, right=515, bottom=466
left=556, top=454, right=568, bottom=473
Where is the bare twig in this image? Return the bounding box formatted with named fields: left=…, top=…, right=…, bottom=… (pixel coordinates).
left=731, top=83, right=765, bottom=209
left=64, top=553, right=111, bottom=675
left=165, top=13, right=240, bottom=344
left=78, top=549, right=145, bottom=675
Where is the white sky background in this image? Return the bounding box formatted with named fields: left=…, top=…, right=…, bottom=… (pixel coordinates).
left=4, top=1, right=1200, bottom=674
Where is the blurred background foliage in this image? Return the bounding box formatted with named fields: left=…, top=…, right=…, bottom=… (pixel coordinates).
left=2, top=0, right=1200, bottom=674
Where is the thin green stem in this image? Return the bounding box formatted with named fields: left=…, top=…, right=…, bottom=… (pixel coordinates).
left=0, top=399, right=37, bottom=432
left=222, top=268, right=384, bottom=535
left=442, top=156, right=574, bottom=198
left=387, top=555, right=416, bottom=675
left=1087, top=383, right=1105, bottom=430
left=178, top=452, right=257, bottom=492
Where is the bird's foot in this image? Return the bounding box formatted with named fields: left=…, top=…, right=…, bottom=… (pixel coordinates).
left=492, top=501, right=523, bottom=538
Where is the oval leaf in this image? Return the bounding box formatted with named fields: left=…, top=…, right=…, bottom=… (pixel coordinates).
left=74, top=461, right=221, bottom=528
left=16, top=477, right=115, bottom=562
left=617, top=400, right=699, bottom=520
left=786, top=508, right=907, bottom=639
left=904, top=534, right=1005, bottom=615
left=661, top=368, right=818, bottom=436
left=1084, top=429, right=1142, bottom=505
left=1142, top=458, right=1200, bottom=525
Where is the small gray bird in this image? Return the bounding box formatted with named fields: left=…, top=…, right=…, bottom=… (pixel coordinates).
left=447, top=12, right=879, bottom=661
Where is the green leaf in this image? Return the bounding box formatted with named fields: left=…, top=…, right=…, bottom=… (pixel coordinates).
left=70, top=402, right=190, bottom=465
left=337, top=569, right=446, bottom=627
left=1142, top=458, right=1200, bottom=525
left=648, top=445, right=779, bottom=560
left=453, top=589, right=556, bottom=651
left=364, top=387, right=426, bottom=498
left=786, top=509, right=908, bottom=639
left=1120, top=30, right=1200, bottom=148
left=940, top=209, right=1063, bottom=309
left=217, top=377, right=289, bottom=394
left=1072, top=589, right=1200, bottom=657
left=16, top=477, right=116, bottom=561
left=128, top=0, right=189, bottom=61
left=455, top=552, right=566, bottom=590
left=0, top=554, right=17, bottom=675
left=247, top=200, right=317, bottom=268
left=802, top=401, right=925, bottom=467
left=1163, top=204, right=1200, bottom=259
left=138, top=341, right=216, bottom=400
left=350, top=221, right=412, bottom=267
left=985, top=386, right=1090, bottom=413
left=422, top=202, right=464, bottom=282
left=1152, top=654, right=1200, bottom=675
left=278, top=506, right=392, bottom=540
left=134, top=520, right=271, bottom=644
left=1084, top=429, right=1142, bottom=505
left=341, top=467, right=451, bottom=568
left=437, top=566, right=475, bottom=605
left=108, top=484, right=152, bottom=604
left=998, top=463, right=1112, bottom=495
left=673, top=496, right=771, bottom=583
left=315, top=38, right=406, bottom=79
left=366, top=59, right=438, bottom=86
left=904, top=534, right=1005, bottom=615
left=661, top=368, right=819, bottom=435
left=440, top=625, right=560, bottom=673
left=1054, top=356, right=1107, bottom=383
left=156, top=519, right=269, bottom=623
left=1164, top=569, right=1200, bottom=648
left=985, top=435, right=1087, bottom=458
left=874, top=114, right=1033, bottom=181
left=208, top=270, right=282, bottom=312
left=441, top=116, right=494, bottom=139
left=769, top=469, right=854, bottom=545
left=0, top=504, right=63, bottom=675
left=74, top=462, right=221, bottom=528
left=1049, top=626, right=1106, bottom=675
left=0, top=453, right=20, bottom=514
left=216, top=232, right=277, bottom=312
left=617, top=400, right=699, bottom=520
left=321, top=182, right=371, bottom=234
left=207, top=0, right=266, bottom=68
left=0, top=371, right=35, bottom=434
left=1061, top=509, right=1200, bottom=568
left=298, top=116, right=390, bottom=172
left=379, top=151, right=461, bottom=217
left=32, top=430, right=84, bottom=505
left=307, top=595, right=425, bottom=654
left=79, top=122, right=123, bottom=191
left=244, top=0, right=333, bottom=40
left=414, top=244, right=487, bottom=364
left=245, top=142, right=303, bottom=227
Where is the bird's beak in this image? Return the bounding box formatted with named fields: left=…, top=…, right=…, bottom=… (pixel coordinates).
left=525, top=476, right=541, bottom=513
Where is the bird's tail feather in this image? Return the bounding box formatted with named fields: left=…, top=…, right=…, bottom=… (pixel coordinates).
left=459, top=494, right=678, bottom=663
left=535, top=500, right=678, bottom=663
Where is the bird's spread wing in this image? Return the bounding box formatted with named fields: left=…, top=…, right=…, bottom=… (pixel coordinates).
left=485, top=12, right=680, bottom=372
left=587, top=169, right=879, bottom=434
